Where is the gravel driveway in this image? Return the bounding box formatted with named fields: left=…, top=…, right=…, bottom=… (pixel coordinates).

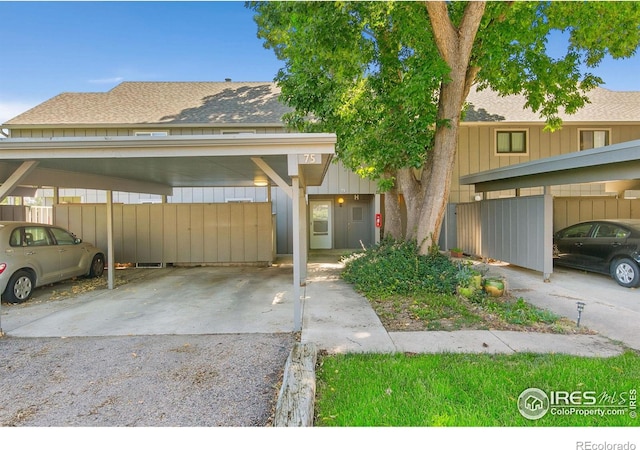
left=0, top=333, right=294, bottom=426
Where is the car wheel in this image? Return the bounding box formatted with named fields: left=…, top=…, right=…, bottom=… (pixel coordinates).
left=3, top=270, right=35, bottom=303
left=611, top=258, right=640, bottom=288
left=88, top=254, right=105, bottom=278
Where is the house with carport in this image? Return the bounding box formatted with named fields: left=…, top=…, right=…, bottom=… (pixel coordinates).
left=2, top=81, right=640, bottom=279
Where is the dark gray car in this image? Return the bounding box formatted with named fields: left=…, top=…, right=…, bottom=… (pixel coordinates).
left=554, top=219, right=640, bottom=288
left=0, top=221, right=105, bottom=303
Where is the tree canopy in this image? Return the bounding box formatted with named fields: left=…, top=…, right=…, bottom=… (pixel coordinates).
left=249, top=1, right=640, bottom=250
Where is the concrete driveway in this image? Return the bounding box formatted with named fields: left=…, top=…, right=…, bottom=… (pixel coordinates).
left=0, top=263, right=297, bottom=337
left=1, top=254, right=638, bottom=351
left=485, top=262, right=640, bottom=350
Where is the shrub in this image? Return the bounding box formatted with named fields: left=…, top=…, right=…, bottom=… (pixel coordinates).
left=341, top=238, right=459, bottom=298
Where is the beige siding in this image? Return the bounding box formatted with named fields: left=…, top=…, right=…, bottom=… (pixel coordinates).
left=9, top=126, right=285, bottom=138
left=452, top=124, right=640, bottom=203
left=553, top=197, right=640, bottom=231
left=53, top=203, right=273, bottom=265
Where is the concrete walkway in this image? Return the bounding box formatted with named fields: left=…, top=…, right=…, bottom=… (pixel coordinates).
left=300, top=257, right=629, bottom=357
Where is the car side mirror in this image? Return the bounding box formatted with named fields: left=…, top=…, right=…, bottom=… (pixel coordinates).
left=74, top=238, right=83, bottom=244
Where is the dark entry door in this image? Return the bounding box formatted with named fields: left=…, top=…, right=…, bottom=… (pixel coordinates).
left=346, top=202, right=371, bottom=248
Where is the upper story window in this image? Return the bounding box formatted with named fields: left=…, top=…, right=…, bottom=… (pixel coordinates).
left=134, top=131, right=168, bottom=137
left=496, top=130, right=527, bottom=155
left=221, top=130, right=256, bottom=135
left=579, top=129, right=610, bottom=151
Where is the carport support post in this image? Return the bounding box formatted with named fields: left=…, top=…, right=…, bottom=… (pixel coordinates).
left=292, top=176, right=303, bottom=331
left=543, top=186, right=553, bottom=282
left=106, top=190, right=115, bottom=290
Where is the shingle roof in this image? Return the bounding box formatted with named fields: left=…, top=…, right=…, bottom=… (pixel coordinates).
left=5, top=81, right=292, bottom=126
left=464, top=85, right=640, bottom=122
left=5, top=81, right=640, bottom=127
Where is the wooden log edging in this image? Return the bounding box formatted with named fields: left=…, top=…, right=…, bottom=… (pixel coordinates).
left=273, top=342, right=318, bottom=427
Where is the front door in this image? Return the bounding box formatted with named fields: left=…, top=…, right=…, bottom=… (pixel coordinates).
left=310, top=200, right=332, bottom=249
left=346, top=202, right=371, bottom=248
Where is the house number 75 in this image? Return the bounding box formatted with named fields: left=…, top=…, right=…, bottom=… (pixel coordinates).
left=299, top=153, right=321, bottom=164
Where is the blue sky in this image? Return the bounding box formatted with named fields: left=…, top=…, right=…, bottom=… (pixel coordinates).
left=1, top=1, right=640, bottom=124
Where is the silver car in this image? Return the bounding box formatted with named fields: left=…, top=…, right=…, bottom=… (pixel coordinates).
left=0, top=221, right=105, bottom=303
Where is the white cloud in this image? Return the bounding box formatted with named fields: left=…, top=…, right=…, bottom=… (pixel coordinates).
left=0, top=101, right=37, bottom=125
left=88, top=76, right=125, bottom=84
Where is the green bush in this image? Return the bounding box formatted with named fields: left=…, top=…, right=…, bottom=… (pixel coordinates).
left=341, top=238, right=459, bottom=298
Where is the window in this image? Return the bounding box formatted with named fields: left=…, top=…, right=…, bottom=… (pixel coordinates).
left=496, top=130, right=527, bottom=154
left=134, top=131, right=168, bottom=137
left=221, top=130, right=256, bottom=135
left=594, top=224, right=629, bottom=239
left=49, top=227, right=77, bottom=245
left=556, top=223, right=593, bottom=239
left=579, top=129, right=610, bottom=151
left=352, top=206, right=364, bottom=222
left=11, top=226, right=54, bottom=247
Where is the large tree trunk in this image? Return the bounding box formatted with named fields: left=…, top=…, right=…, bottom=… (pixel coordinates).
left=415, top=1, right=486, bottom=254
left=416, top=86, right=463, bottom=252
left=396, top=167, right=422, bottom=240
left=383, top=174, right=404, bottom=240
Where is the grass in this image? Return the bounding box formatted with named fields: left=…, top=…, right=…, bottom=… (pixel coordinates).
left=315, top=351, right=640, bottom=426
left=369, top=290, right=581, bottom=333
left=340, top=239, right=581, bottom=333
left=327, top=240, right=634, bottom=427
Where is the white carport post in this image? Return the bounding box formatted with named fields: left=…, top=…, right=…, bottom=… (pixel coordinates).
left=291, top=176, right=303, bottom=331
left=106, top=190, right=115, bottom=290
left=254, top=155, right=309, bottom=331
left=543, top=185, right=554, bottom=282
left=288, top=157, right=309, bottom=332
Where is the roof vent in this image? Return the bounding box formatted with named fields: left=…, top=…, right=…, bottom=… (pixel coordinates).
left=225, top=78, right=232, bottom=82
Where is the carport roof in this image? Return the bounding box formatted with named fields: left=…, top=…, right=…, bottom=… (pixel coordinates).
left=459, top=139, right=640, bottom=193
left=0, top=133, right=336, bottom=195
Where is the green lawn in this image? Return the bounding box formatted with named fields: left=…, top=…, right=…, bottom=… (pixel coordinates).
left=315, top=351, right=640, bottom=426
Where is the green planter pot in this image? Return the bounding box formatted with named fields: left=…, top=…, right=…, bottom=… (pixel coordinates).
left=457, top=285, right=476, bottom=298
left=484, top=278, right=505, bottom=297
left=471, top=274, right=483, bottom=290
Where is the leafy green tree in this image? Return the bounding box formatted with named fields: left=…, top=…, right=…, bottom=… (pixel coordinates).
left=249, top=1, right=640, bottom=252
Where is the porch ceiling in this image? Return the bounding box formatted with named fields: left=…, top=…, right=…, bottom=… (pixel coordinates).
left=0, top=133, right=336, bottom=195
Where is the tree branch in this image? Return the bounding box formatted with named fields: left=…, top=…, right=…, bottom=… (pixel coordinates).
left=424, top=1, right=458, bottom=64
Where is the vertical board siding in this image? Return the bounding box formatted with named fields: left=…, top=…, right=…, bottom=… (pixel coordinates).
left=458, top=196, right=547, bottom=272
left=53, top=203, right=273, bottom=264
left=306, top=161, right=377, bottom=196
left=456, top=202, right=482, bottom=256
left=553, top=197, right=640, bottom=230
left=0, top=206, right=29, bottom=221
left=451, top=124, right=640, bottom=204
left=273, top=187, right=293, bottom=254
left=458, top=196, right=640, bottom=274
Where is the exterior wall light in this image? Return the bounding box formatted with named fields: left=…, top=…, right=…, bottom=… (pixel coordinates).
left=338, top=197, right=344, bottom=207
left=254, top=178, right=268, bottom=187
